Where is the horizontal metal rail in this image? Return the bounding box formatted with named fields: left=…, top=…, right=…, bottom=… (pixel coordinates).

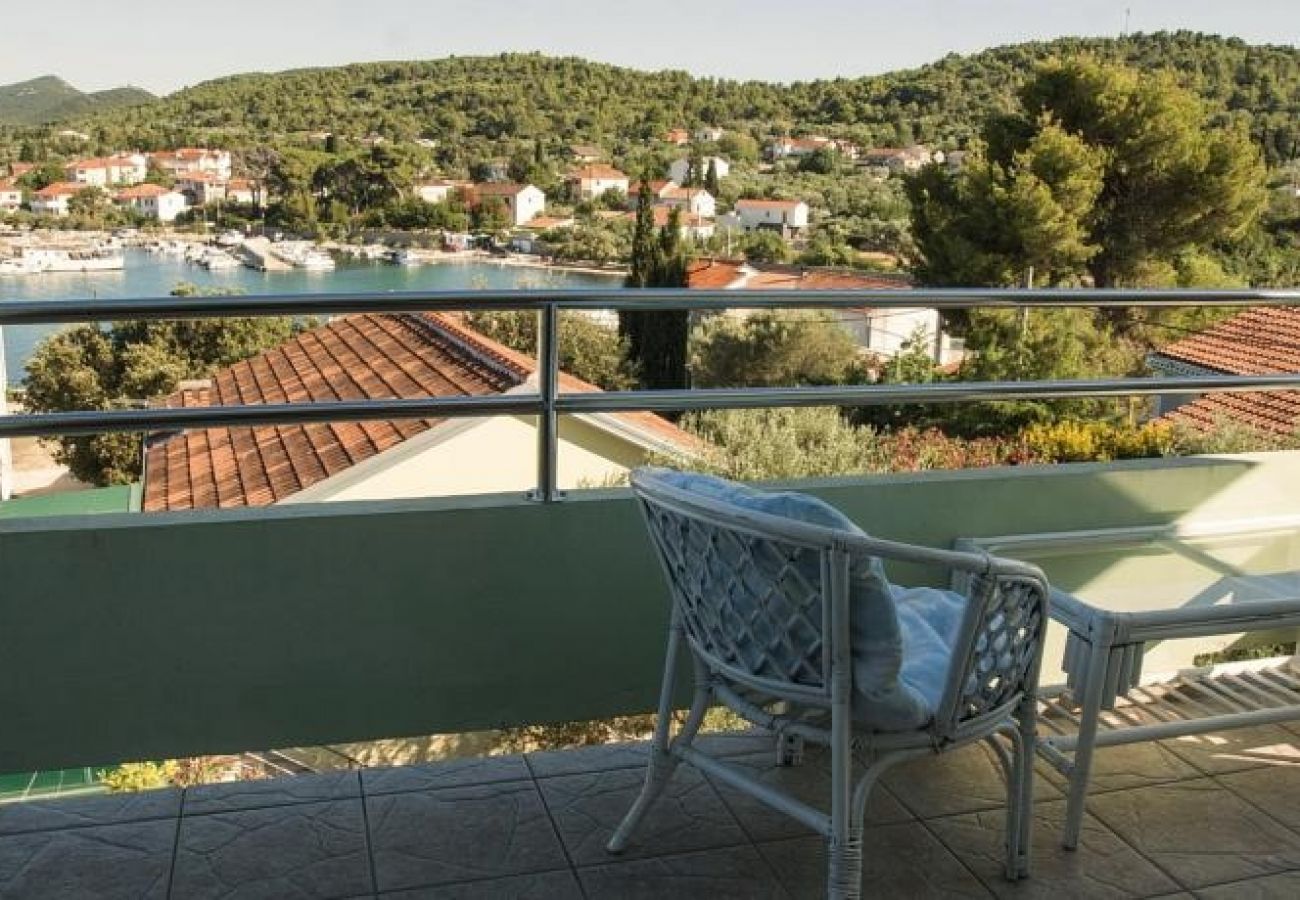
left=3, top=288, right=1299, bottom=501
left=1, top=287, right=1299, bottom=324
left=4, top=375, right=1299, bottom=440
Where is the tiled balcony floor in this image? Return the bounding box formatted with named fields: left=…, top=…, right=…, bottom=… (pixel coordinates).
left=2, top=725, right=1299, bottom=899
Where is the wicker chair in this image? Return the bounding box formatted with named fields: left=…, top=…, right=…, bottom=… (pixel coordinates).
left=607, top=469, right=1051, bottom=900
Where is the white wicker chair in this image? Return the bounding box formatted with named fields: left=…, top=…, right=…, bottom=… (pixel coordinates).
left=607, top=468, right=1051, bottom=900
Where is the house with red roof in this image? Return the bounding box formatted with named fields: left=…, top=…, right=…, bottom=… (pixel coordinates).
left=65, top=155, right=147, bottom=187
left=569, top=165, right=629, bottom=201
left=727, top=199, right=810, bottom=238
left=464, top=182, right=545, bottom=226
left=141, top=313, right=701, bottom=511
left=30, top=182, right=85, bottom=217
left=686, top=259, right=947, bottom=363
left=114, top=183, right=189, bottom=222
left=1149, top=308, right=1300, bottom=436
left=0, top=178, right=21, bottom=212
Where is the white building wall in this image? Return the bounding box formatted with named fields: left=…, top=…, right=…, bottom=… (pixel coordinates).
left=512, top=186, right=545, bottom=225
left=285, top=415, right=647, bottom=503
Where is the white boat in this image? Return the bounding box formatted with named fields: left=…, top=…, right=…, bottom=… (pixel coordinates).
left=10, top=246, right=125, bottom=273
left=199, top=249, right=241, bottom=270
left=270, top=241, right=336, bottom=270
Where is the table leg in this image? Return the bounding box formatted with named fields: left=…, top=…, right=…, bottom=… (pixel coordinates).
left=1063, top=638, right=1110, bottom=850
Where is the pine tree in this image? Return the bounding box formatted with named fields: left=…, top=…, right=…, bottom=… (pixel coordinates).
left=621, top=182, right=691, bottom=390
left=705, top=158, right=720, bottom=195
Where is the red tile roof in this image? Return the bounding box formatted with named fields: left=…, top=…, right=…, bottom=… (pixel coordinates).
left=571, top=165, right=627, bottom=181
left=34, top=182, right=83, bottom=197
left=687, top=259, right=910, bottom=292
left=143, top=314, right=699, bottom=511
left=1153, top=308, right=1300, bottom=435
left=115, top=184, right=171, bottom=199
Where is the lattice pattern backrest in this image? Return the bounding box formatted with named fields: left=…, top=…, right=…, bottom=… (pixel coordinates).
left=640, top=498, right=827, bottom=691
left=942, top=574, right=1047, bottom=734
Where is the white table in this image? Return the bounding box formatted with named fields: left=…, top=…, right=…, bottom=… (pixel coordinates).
left=957, top=517, right=1300, bottom=849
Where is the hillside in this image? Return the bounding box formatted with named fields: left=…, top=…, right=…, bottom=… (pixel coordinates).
left=56, top=32, right=1300, bottom=165
left=0, top=76, right=154, bottom=126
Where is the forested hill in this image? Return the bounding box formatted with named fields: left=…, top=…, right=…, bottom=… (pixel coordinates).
left=43, top=32, right=1300, bottom=165
left=0, top=76, right=154, bottom=126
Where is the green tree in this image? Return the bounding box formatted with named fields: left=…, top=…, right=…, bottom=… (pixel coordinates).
left=67, top=186, right=107, bottom=219
left=705, top=158, right=721, bottom=195
left=908, top=59, right=1267, bottom=289
left=691, top=311, right=866, bottom=388
left=463, top=311, right=634, bottom=391
left=742, top=230, right=793, bottom=263
left=622, top=189, right=691, bottom=390
left=23, top=284, right=296, bottom=485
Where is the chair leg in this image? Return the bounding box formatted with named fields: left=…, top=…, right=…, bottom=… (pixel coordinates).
left=1012, top=699, right=1038, bottom=878
left=608, top=622, right=719, bottom=855
left=775, top=731, right=805, bottom=767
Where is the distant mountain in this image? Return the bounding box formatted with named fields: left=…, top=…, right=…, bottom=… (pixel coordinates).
left=63, top=32, right=1300, bottom=165
left=0, top=75, right=155, bottom=126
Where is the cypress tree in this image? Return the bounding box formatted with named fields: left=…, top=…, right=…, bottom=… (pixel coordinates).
left=705, top=158, right=720, bottom=195
left=621, top=182, right=691, bottom=391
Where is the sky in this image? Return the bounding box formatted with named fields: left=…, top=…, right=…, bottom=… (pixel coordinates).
left=4, top=1, right=1299, bottom=95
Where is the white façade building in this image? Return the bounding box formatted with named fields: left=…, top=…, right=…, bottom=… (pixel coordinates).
left=668, top=156, right=730, bottom=185
left=115, top=184, right=189, bottom=222
left=469, top=183, right=545, bottom=227
left=731, top=199, right=810, bottom=236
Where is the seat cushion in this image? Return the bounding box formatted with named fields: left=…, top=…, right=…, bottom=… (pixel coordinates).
left=643, top=469, right=966, bottom=732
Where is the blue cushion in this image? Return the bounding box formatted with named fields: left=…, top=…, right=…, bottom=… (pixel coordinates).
left=645, top=469, right=966, bottom=731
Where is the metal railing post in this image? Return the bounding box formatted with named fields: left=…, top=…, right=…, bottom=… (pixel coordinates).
left=530, top=301, right=562, bottom=502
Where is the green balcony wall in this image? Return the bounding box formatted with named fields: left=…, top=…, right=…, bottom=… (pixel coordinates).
left=0, top=452, right=1295, bottom=773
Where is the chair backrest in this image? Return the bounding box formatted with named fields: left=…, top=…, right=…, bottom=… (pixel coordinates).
left=633, top=470, right=842, bottom=702
left=631, top=468, right=1051, bottom=734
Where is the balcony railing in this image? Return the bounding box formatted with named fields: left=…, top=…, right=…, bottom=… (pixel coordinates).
left=2, top=287, right=1300, bottom=502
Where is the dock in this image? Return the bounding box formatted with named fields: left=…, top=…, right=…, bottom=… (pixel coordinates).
left=239, top=237, right=293, bottom=272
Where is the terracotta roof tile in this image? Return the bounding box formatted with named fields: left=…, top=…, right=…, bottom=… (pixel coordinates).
left=143, top=313, right=699, bottom=511
left=1152, top=308, right=1300, bottom=436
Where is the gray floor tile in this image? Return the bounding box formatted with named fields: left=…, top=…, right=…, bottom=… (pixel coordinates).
left=1216, top=765, right=1300, bottom=831
left=0, top=818, right=174, bottom=899
left=539, top=764, right=747, bottom=865
left=757, top=823, right=991, bottom=899
left=1161, top=726, right=1300, bottom=776
left=1087, top=778, right=1300, bottom=890
left=363, top=755, right=529, bottom=796
left=579, top=843, right=788, bottom=899
left=1195, top=871, right=1300, bottom=898
left=1036, top=738, right=1202, bottom=795
left=171, top=798, right=372, bottom=899
left=367, top=779, right=567, bottom=893
left=185, top=771, right=360, bottom=816
left=927, top=798, right=1179, bottom=898
left=883, top=742, right=1061, bottom=819
left=526, top=742, right=649, bottom=779
left=379, top=869, right=582, bottom=898
left=0, top=788, right=179, bottom=836
left=706, top=749, right=912, bottom=843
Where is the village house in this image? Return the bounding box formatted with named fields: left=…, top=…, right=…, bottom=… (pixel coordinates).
left=664, top=128, right=690, bottom=146
left=224, top=178, right=259, bottom=205
left=175, top=172, right=226, bottom=206
left=727, top=198, right=811, bottom=237
left=861, top=146, right=934, bottom=173
left=6, top=162, right=36, bottom=179
left=569, top=164, right=629, bottom=201
left=115, top=184, right=189, bottom=223
left=1148, top=307, right=1300, bottom=435
left=0, top=178, right=22, bottom=212
left=694, top=126, right=725, bottom=143
left=660, top=185, right=716, bottom=218
left=30, top=182, right=84, bottom=217
left=626, top=180, right=675, bottom=208
left=668, top=156, right=731, bottom=185
left=141, top=313, right=701, bottom=510
left=413, top=180, right=469, bottom=204
left=687, top=259, right=950, bottom=363
left=148, top=148, right=233, bottom=180
left=567, top=144, right=603, bottom=163
left=65, top=155, right=147, bottom=187
left=467, top=182, right=545, bottom=227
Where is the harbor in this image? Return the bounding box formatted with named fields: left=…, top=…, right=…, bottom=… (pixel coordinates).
left=0, top=246, right=623, bottom=383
